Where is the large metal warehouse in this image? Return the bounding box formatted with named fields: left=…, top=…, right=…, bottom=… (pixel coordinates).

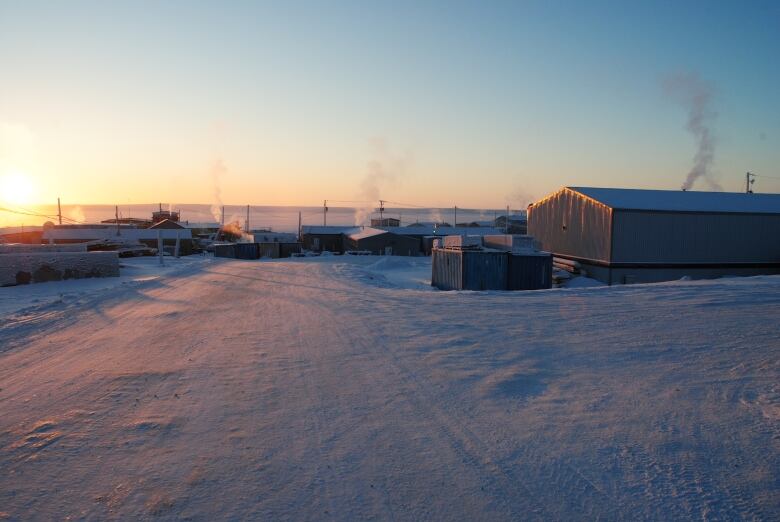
left=528, top=187, right=780, bottom=284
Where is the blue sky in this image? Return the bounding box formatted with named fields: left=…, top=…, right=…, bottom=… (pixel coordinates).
left=0, top=0, right=778, bottom=208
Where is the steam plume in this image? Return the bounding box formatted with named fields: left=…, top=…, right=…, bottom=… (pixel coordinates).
left=210, top=159, right=226, bottom=223
left=354, top=139, right=412, bottom=225
left=664, top=73, right=721, bottom=191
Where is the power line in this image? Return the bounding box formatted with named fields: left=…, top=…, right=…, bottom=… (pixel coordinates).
left=753, top=173, right=780, bottom=180
left=0, top=204, right=85, bottom=224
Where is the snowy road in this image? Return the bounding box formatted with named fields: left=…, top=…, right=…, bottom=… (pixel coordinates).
left=1, top=258, right=779, bottom=520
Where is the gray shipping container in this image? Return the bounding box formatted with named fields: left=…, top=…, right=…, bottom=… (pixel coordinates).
left=431, top=248, right=508, bottom=291
left=508, top=252, right=553, bottom=290
left=279, top=242, right=302, bottom=258
left=214, top=243, right=260, bottom=260
left=258, top=242, right=281, bottom=258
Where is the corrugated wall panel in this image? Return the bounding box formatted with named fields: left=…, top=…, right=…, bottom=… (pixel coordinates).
left=528, top=188, right=612, bottom=263
left=431, top=249, right=463, bottom=290
left=612, top=211, right=780, bottom=263
left=507, top=253, right=553, bottom=290
left=462, top=251, right=508, bottom=290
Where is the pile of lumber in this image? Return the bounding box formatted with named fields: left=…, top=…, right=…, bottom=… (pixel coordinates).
left=553, top=257, right=587, bottom=276
left=552, top=257, right=590, bottom=286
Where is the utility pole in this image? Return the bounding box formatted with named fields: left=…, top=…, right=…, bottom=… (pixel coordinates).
left=221, top=205, right=225, bottom=227
left=454, top=205, right=457, bottom=226
left=57, top=197, right=62, bottom=225
left=245, top=204, right=250, bottom=232
left=323, top=200, right=328, bottom=226
left=298, top=211, right=302, bottom=241
left=505, top=205, right=510, bottom=233
left=379, top=200, right=385, bottom=225
left=115, top=205, right=120, bottom=236
left=746, top=172, right=755, bottom=193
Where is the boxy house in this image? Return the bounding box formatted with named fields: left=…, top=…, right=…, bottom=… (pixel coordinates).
left=301, top=226, right=353, bottom=253
left=345, top=227, right=420, bottom=256
left=528, top=187, right=780, bottom=284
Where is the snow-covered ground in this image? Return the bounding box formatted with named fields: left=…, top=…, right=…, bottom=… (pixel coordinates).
left=0, top=256, right=778, bottom=520
left=0, top=255, right=211, bottom=317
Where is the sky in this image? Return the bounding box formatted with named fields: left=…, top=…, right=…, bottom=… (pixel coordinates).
left=1, top=0, right=779, bottom=213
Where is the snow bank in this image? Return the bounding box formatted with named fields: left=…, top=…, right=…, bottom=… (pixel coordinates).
left=0, top=255, right=209, bottom=317
left=0, top=251, right=119, bottom=287
left=0, top=243, right=87, bottom=254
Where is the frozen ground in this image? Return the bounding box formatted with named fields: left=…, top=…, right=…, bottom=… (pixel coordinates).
left=0, top=255, right=211, bottom=317
left=0, top=256, right=778, bottom=520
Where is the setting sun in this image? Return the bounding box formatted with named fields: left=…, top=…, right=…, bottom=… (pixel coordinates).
left=0, top=171, right=35, bottom=206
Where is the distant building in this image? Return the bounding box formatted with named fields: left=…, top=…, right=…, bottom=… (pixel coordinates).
left=301, top=226, right=354, bottom=253
left=370, top=217, right=400, bottom=227
left=148, top=219, right=186, bottom=230
left=100, top=217, right=152, bottom=227
left=388, top=225, right=505, bottom=255
left=345, top=227, right=419, bottom=256
left=528, top=186, right=780, bottom=284
left=152, top=209, right=180, bottom=224
left=252, top=231, right=298, bottom=243
left=0, top=226, right=43, bottom=244
left=301, top=225, right=421, bottom=255
left=494, top=213, right=527, bottom=234
left=42, top=224, right=195, bottom=255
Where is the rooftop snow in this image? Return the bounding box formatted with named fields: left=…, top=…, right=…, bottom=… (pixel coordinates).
left=568, top=187, right=780, bottom=214
left=300, top=226, right=357, bottom=235
left=393, top=226, right=505, bottom=236
left=346, top=227, right=388, bottom=240
left=43, top=228, right=192, bottom=240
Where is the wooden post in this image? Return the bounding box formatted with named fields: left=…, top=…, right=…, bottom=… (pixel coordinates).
left=157, top=230, right=164, bottom=266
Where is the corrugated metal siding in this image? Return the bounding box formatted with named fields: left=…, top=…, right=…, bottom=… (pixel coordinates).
left=463, top=250, right=508, bottom=290
left=528, top=188, right=612, bottom=262
left=279, top=242, right=302, bottom=257
left=612, top=210, right=780, bottom=263
left=350, top=234, right=420, bottom=256
left=431, top=249, right=462, bottom=290
left=258, top=243, right=281, bottom=258
left=214, top=243, right=260, bottom=259
left=507, top=253, right=553, bottom=290
left=431, top=249, right=508, bottom=290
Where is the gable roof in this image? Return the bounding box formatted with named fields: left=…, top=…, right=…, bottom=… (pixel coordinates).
left=148, top=219, right=185, bottom=229
left=568, top=187, right=780, bottom=214
left=346, top=227, right=388, bottom=241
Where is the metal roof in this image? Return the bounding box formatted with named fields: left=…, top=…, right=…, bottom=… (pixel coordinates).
left=300, top=226, right=358, bottom=235
left=391, top=226, right=505, bottom=236
left=43, top=227, right=192, bottom=240
left=568, top=187, right=780, bottom=214
left=346, top=227, right=388, bottom=241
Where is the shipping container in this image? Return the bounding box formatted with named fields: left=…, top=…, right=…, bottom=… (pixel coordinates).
left=507, top=252, right=553, bottom=290
left=279, top=242, right=302, bottom=258
left=431, top=248, right=508, bottom=291
left=258, top=242, right=281, bottom=258
left=214, top=243, right=260, bottom=259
